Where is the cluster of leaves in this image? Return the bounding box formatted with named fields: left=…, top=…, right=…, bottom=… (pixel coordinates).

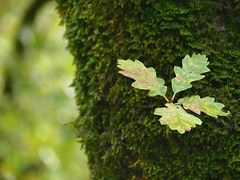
left=118, top=54, right=229, bottom=134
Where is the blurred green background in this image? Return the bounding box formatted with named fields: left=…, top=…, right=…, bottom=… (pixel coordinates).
left=0, top=0, right=89, bottom=179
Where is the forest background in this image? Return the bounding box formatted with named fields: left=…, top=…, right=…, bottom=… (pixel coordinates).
left=0, top=0, right=89, bottom=179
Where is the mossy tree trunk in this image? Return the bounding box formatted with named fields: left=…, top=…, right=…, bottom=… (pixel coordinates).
left=56, top=1, right=240, bottom=179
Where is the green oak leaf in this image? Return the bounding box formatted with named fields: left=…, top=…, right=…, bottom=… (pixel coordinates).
left=178, top=95, right=229, bottom=118
left=154, top=103, right=202, bottom=134
left=118, top=59, right=167, bottom=97
left=171, top=54, right=210, bottom=95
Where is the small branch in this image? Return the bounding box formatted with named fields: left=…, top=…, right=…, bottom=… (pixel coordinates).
left=166, top=125, right=169, bottom=139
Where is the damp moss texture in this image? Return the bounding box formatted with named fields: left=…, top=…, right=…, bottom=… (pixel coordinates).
left=55, top=1, right=240, bottom=179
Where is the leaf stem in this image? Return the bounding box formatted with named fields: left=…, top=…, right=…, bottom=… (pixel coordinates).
left=163, top=95, right=169, bottom=102
left=170, top=93, right=176, bottom=103
left=173, top=103, right=181, bottom=105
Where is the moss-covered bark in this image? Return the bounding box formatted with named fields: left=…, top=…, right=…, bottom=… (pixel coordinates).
left=56, top=0, right=240, bottom=179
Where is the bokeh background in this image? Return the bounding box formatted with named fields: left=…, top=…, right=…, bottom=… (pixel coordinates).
left=0, top=0, right=89, bottom=179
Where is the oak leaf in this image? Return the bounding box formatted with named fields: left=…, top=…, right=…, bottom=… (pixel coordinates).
left=171, top=54, right=210, bottom=94
left=178, top=95, right=229, bottom=118
left=154, top=103, right=202, bottom=134
left=118, top=59, right=167, bottom=97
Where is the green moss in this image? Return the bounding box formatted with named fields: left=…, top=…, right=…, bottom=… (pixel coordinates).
left=56, top=0, right=240, bottom=179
